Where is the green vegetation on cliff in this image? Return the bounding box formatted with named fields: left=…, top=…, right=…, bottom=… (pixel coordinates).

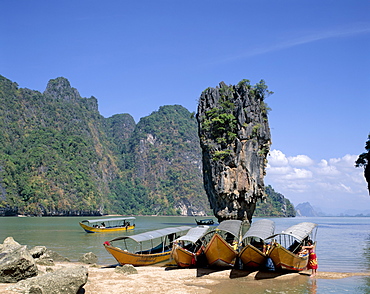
left=254, top=185, right=296, bottom=217
left=355, top=134, right=370, bottom=194
left=0, top=76, right=209, bottom=216
left=0, top=75, right=294, bottom=217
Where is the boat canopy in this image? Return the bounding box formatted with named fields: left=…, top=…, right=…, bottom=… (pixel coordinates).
left=214, top=220, right=242, bottom=237
left=241, top=219, right=275, bottom=241
left=110, top=226, right=191, bottom=243
left=272, top=222, right=317, bottom=242
left=175, top=226, right=209, bottom=243
left=81, top=217, right=136, bottom=224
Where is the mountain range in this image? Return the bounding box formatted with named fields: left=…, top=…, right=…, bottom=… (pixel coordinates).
left=0, top=75, right=295, bottom=218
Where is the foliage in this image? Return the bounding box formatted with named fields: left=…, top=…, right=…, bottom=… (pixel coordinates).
left=254, top=185, right=296, bottom=217
left=0, top=75, right=289, bottom=217
left=355, top=134, right=370, bottom=194
left=355, top=134, right=370, bottom=168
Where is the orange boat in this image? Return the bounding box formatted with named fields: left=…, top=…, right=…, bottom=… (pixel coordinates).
left=239, top=219, right=275, bottom=269
left=267, top=222, right=317, bottom=271
left=171, top=225, right=209, bottom=268
left=104, top=226, right=191, bottom=266
left=203, top=220, right=242, bottom=267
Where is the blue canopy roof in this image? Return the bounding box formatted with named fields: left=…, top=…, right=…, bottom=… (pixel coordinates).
left=175, top=226, right=209, bottom=243
left=241, top=219, right=275, bottom=241
left=271, top=222, right=317, bottom=242
left=110, top=226, right=192, bottom=243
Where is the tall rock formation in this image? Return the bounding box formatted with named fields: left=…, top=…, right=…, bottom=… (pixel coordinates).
left=355, top=134, right=370, bottom=195
left=197, top=80, right=272, bottom=222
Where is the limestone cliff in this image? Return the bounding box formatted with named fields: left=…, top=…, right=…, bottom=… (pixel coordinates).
left=196, top=80, right=272, bottom=223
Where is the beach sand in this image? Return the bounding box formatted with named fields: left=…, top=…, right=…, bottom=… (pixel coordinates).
left=1, top=262, right=369, bottom=294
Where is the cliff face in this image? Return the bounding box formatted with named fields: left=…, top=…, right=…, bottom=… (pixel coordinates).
left=128, top=105, right=210, bottom=216
left=197, top=80, right=272, bottom=222
left=0, top=75, right=210, bottom=217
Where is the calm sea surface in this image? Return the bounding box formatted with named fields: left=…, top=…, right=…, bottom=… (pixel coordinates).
left=1, top=216, right=369, bottom=293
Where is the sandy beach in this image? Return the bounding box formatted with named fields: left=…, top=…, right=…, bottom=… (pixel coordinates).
left=1, top=262, right=369, bottom=294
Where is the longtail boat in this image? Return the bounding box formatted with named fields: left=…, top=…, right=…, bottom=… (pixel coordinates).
left=104, top=226, right=191, bottom=266
left=238, top=219, right=275, bottom=269
left=203, top=220, right=242, bottom=267
left=268, top=222, right=317, bottom=271
left=171, top=225, right=209, bottom=268
left=79, top=217, right=136, bottom=233
left=195, top=218, right=214, bottom=225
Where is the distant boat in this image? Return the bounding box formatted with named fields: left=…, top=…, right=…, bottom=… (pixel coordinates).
left=171, top=225, right=210, bottom=268
left=104, top=226, right=191, bottom=266
left=195, top=218, right=214, bottom=225
left=203, top=220, right=242, bottom=267
left=79, top=217, right=136, bottom=233
left=238, top=219, right=275, bottom=269
left=268, top=222, right=317, bottom=271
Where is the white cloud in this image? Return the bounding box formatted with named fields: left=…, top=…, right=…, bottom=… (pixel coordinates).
left=217, top=23, right=370, bottom=63
left=268, top=149, right=289, bottom=166
left=288, top=155, right=314, bottom=167
left=265, top=149, right=369, bottom=214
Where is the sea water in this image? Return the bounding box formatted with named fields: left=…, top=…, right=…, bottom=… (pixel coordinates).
left=1, top=216, right=369, bottom=293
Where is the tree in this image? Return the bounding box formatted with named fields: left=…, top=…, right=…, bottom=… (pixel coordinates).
left=355, top=134, right=370, bottom=195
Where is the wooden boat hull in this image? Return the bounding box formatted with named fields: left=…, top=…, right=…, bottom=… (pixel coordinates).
left=104, top=245, right=171, bottom=266
left=204, top=234, right=238, bottom=267
left=79, top=222, right=135, bottom=233
left=171, top=244, right=195, bottom=268
left=268, top=243, right=308, bottom=271
left=239, top=244, right=267, bottom=268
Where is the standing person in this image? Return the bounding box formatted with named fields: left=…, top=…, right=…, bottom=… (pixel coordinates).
left=302, top=240, right=318, bottom=277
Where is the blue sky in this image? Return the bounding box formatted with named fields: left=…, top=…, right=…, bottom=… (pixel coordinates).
left=1, top=0, right=369, bottom=214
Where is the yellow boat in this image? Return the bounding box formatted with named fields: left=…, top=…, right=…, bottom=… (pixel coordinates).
left=239, top=219, right=275, bottom=269
left=79, top=217, right=136, bottom=233
left=104, top=226, right=191, bottom=266
left=203, top=220, right=242, bottom=267
left=267, top=222, right=317, bottom=271
left=171, top=225, right=209, bottom=268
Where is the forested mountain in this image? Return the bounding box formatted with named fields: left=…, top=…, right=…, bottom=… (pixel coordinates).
left=254, top=185, right=296, bottom=217
left=0, top=75, right=295, bottom=217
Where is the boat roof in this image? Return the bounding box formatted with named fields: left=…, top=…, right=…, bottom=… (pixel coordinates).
left=175, top=226, right=209, bottom=243
left=271, top=222, right=317, bottom=242
left=81, top=217, right=136, bottom=224
left=211, top=220, right=242, bottom=237
left=241, top=219, right=275, bottom=241
left=110, top=226, right=192, bottom=243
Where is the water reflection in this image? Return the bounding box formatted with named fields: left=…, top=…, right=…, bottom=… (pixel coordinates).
left=308, top=278, right=317, bottom=294
left=364, top=235, right=370, bottom=271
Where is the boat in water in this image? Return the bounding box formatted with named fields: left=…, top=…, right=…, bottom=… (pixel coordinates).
left=195, top=218, right=214, bottom=225
left=267, top=222, right=317, bottom=271
left=79, top=217, right=136, bottom=233
left=171, top=225, right=209, bottom=268
left=104, top=226, right=191, bottom=266
left=203, top=220, right=242, bottom=267
left=238, top=219, right=275, bottom=269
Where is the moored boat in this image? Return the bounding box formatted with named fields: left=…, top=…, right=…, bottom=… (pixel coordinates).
left=195, top=218, right=214, bottom=225
left=267, top=222, right=317, bottom=271
left=171, top=225, right=209, bottom=268
left=104, top=226, right=191, bottom=266
left=79, top=217, right=136, bottom=233
left=203, top=220, right=242, bottom=267
left=238, top=219, right=275, bottom=269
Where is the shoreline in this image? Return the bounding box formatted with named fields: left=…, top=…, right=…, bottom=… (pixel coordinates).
left=1, top=262, right=369, bottom=294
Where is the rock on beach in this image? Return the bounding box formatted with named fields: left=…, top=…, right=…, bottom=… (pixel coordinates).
left=1, top=237, right=370, bottom=294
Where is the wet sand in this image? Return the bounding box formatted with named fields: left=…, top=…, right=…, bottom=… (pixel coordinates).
left=1, top=262, right=369, bottom=294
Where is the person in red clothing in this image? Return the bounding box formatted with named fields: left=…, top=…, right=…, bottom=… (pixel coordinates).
left=302, top=239, right=318, bottom=277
